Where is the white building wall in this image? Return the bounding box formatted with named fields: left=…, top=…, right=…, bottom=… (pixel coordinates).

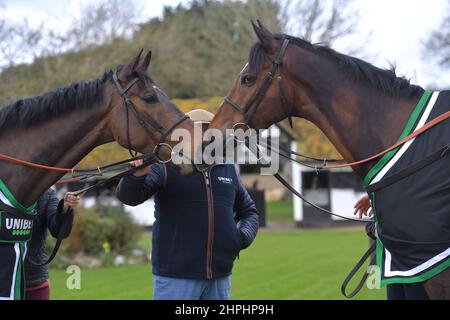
left=82, top=196, right=155, bottom=226
left=123, top=200, right=156, bottom=226
left=291, top=141, right=303, bottom=223
left=330, top=189, right=367, bottom=221
left=293, top=167, right=366, bottom=223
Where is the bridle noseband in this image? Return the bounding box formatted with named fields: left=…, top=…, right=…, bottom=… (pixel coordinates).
left=224, top=38, right=293, bottom=130
left=112, top=72, right=189, bottom=162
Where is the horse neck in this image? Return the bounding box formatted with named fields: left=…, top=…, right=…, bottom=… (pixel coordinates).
left=0, top=97, right=114, bottom=207
left=287, top=50, right=422, bottom=178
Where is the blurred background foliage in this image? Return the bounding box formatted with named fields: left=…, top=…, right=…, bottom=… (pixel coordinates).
left=59, top=205, right=142, bottom=256
left=0, top=0, right=368, bottom=165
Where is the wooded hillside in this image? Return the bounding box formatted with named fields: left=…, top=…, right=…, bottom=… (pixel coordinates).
left=0, top=0, right=344, bottom=167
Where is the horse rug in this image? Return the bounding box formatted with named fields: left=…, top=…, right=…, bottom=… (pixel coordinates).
left=0, top=180, right=36, bottom=300
left=364, top=90, right=450, bottom=286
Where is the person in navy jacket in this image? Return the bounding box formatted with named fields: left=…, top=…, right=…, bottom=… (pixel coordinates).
left=116, top=109, right=259, bottom=300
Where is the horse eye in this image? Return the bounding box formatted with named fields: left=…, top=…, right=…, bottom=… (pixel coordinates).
left=142, top=94, right=158, bottom=104
left=241, top=74, right=255, bottom=86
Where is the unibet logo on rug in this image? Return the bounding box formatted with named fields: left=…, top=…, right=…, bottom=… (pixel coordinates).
left=6, top=218, right=33, bottom=236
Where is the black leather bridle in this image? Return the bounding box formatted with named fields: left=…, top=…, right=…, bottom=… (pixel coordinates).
left=223, top=38, right=293, bottom=130
left=112, top=72, right=189, bottom=161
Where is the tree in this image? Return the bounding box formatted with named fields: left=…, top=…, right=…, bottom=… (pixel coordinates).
left=278, top=0, right=363, bottom=49
left=133, top=0, right=282, bottom=98
left=0, top=0, right=361, bottom=162
left=0, top=6, right=42, bottom=69
left=425, top=4, right=450, bottom=67
left=0, top=0, right=140, bottom=103
left=55, top=0, right=139, bottom=53
left=0, top=2, right=8, bottom=67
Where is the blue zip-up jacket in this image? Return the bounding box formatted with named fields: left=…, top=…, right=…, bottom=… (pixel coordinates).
left=116, top=163, right=259, bottom=279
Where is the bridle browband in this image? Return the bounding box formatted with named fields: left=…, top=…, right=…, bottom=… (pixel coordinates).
left=111, top=71, right=189, bottom=160
left=224, top=37, right=293, bottom=129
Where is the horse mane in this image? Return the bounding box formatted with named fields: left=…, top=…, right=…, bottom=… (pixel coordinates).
left=0, top=70, right=112, bottom=133
left=248, top=34, right=424, bottom=98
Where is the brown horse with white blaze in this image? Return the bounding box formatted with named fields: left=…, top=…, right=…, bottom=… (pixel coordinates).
left=207, top=22, right=450, bottom=299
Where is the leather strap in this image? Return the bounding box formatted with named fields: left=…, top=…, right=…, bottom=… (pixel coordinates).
left=341, top=242, right=376, bottom=298
left=224, top=38, right=291, bottom=128
left=274, top=173, right=372, bottom=223
left=27, top=208, right=73, bottom=266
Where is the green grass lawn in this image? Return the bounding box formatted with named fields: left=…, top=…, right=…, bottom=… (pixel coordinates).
left=49, top=229, right=385, bottom=300
left=266, top=200, right=294, bottom=225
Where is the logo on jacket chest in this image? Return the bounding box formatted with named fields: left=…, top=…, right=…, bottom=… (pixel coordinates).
left=218, top=177, right=233, bottom=185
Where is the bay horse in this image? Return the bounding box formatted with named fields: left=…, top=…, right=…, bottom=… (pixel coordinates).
left=207, top=22, right=450, bottom=299
left=0, top=50, right=196, bottom=300
left=0, top=50, right=195, bottom=207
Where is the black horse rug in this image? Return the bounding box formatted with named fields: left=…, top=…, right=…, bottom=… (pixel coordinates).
left=364, top=90, right=450, bottom=286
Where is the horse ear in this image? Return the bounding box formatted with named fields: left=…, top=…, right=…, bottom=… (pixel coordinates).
left=140, top=50, right=152, bottom=71
left=121, top=49, right=143, bottom=76
left=252, top=20, right=275, bottom=51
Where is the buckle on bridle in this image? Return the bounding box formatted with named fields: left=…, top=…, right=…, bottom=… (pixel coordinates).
left=153, top=143, right=173, bottom=164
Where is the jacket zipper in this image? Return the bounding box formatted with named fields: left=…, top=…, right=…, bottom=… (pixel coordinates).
left=203, top=168, right=214, bottom=279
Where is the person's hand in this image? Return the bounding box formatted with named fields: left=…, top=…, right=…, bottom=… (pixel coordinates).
left=130, top=159, right=150, bottom=177
left=63, top=192, right=82, bottom=213
left=353, top=195, right=373, bottom=219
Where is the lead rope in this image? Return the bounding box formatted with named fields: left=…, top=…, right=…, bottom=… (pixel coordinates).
left=273, top=172, right=372, bottom=223
left=27, top=210, right=72, bottom=267
left=242, top=139, right=372, bottom=222
left=244, top=139, right=375, bottom=298
left=341, top=242, right=376, bottom=298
